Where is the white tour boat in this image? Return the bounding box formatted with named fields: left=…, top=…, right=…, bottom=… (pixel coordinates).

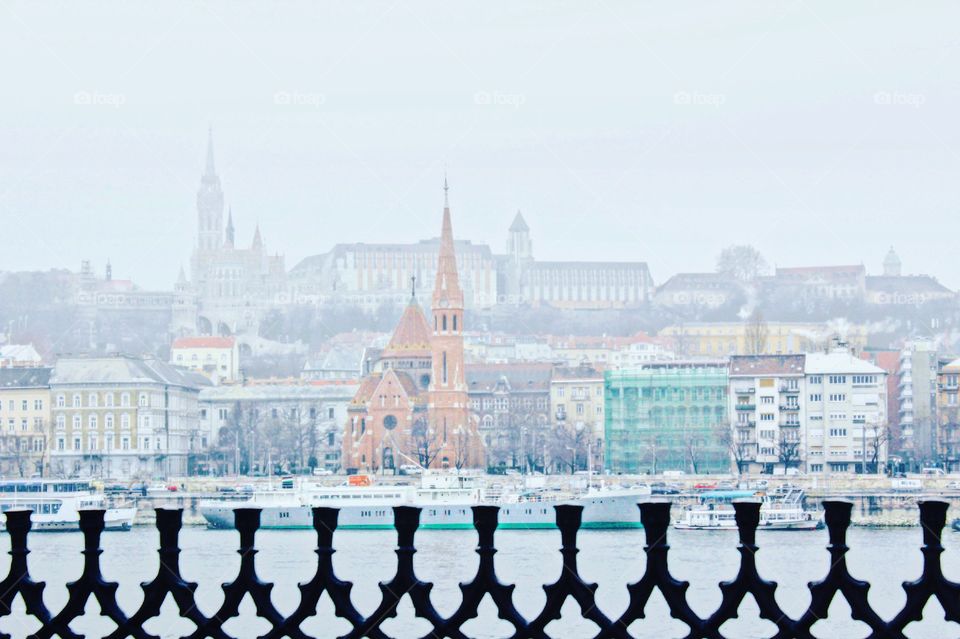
left=0, top=479, right=137, bottom=532
left=673, top=486, right=822, bottom=531
left=199, top=473, right=650, bottom=530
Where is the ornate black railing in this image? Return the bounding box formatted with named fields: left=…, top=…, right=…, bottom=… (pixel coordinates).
left=0, top=499, right=957, bottom=638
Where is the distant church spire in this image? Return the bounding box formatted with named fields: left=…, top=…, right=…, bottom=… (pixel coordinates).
left=252, top=223, right=263, bottom=250
left=225, top=208, right=235, bottom=248
left=204, top=124, right=216, bottom=178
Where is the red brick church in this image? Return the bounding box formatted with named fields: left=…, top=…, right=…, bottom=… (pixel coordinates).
left=341, top=185, right=484, bottom=472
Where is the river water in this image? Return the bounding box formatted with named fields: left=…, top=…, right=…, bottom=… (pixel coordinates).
left=2, top=526, right=959, bottom=638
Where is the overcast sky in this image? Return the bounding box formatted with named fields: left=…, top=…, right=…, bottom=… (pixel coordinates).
left=2, top=1, right=958, bottom=290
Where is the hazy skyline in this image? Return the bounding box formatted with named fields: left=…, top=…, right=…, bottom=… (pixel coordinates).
left=2, top=1, right=959, bottom=290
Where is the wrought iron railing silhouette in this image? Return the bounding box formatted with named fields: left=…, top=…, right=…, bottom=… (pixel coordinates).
left=0, top=499, right=957, bottom=638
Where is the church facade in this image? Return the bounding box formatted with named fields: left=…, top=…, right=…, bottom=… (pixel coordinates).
left=171, top=129, right=286, bottom=338
left=341, top=186, right=484, bottom=472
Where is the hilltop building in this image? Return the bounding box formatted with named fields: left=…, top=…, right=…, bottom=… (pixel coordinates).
left=172, top=128, right=286, bottom=338
left=289, top=210, right=653, bottom=310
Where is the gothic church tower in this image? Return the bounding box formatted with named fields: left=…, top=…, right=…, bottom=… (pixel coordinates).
left=428, top=180, right=480, bottom=468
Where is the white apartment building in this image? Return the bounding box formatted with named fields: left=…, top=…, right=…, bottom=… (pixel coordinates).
left=728, top=355, right=806, bottom=474
left=49, top=355, right=210, bottom=480
left=170, top=336, right=240, bottom=384
left=804, top=347, right=887, bottom=474
left=198, top=382, right=357, bottom=473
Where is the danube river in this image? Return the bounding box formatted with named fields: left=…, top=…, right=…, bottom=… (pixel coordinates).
left=2, top=526, right=959, bottom=638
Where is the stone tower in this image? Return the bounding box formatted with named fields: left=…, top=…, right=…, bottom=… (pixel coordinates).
left=507, top=210, right=532, bottom=262
left=428, top=180, right=477, bottom=468
left=883, top=246, right=902, bottom=277
left=196, top=126, right=224, bottom=253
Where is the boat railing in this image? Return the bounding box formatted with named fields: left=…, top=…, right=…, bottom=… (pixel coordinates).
left=0, top=499, right=956, bottom=638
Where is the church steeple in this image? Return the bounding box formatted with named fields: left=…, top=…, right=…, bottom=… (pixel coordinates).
left=252, top=224, right=263, bottom=250
left=225, top=208, right=235, bottom=248
left=432, top=179, right=463, bottom=310
left=196, top=126, right=224, bottom=252
left=204, top=124, right=216, bottom=178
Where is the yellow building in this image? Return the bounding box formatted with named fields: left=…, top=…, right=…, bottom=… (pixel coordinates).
left=550, top=364, right=605, bottom=469
left=0, top=368, right=52, bottom=477
left=658, top=321, right=868, bottom=358
left=937, top=358, right=960, bottom=469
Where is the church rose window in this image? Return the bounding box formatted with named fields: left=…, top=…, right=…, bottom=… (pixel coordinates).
left=383, top=415, right=398, bottom=430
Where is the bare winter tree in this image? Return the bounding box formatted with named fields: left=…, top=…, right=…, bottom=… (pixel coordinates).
left=684, top=434, right=703, bottom=474
left=548, top=421, right=588, bottom=473
left=744, top=309, right=769, bottom=355
left=452, top=425, right=472, bottom=470
left=715, top=423, right=752, bottom=475
left=716, top=244, right=770, bottom=282
left=411, top=417, right=443, bottom=469
left=866, top=424, right=891, bottom=474
left=776, top=432, right=801, bottom=471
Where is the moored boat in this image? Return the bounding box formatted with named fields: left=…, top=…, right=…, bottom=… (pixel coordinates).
left=0, top=479, right=136, bottom=532
left=673, top=486, right=821, bottom=531
left=199, top=474, right=650, bottom=530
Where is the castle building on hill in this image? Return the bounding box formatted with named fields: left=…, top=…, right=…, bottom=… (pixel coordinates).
left=171, top=128, right=286, bottom=338
left=341, top=183, right=483, bottom=472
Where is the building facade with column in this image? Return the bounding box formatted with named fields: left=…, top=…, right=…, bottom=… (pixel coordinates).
left=604, top=361, right=730, bottom=475
left=49, top=355, right=209, bottom=480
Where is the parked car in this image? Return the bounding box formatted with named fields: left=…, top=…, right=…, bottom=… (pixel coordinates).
left=693, top=482, right=717, bottom=490
left=312, top=468, right=334, bottom=476
left=399, top=464, right=424, bottom=475
left=166, top=485, right=179, bottom=492
left=650, top=482, right=680, bottom=495
left=945, top=481, right=960, bottom=491
left=238, top=484, right=255, bottom=494
left=217, top=486, right=237, bottom=494
left=103, top=483, right=126, bottom=494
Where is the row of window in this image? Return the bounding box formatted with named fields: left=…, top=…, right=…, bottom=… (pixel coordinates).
left=0, top=399, right=44, bottom=412
left=55, top=414, right=141, bottom=430
left=5, top=418, right=44, bottom=432
left=56, top=436, right=161, bottom=451
left=55, top=392, right=149, bottom=409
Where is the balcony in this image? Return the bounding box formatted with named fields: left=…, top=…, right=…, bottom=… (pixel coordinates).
left=735, top=404, right=756, bottom=411
left=779, top=404, right=800, bottom=412
left=555, top=411, right=567, bottom=421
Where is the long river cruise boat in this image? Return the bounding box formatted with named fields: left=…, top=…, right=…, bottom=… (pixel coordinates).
left=0, top=479, right=137, bottom=532
left=673, top=486, right=822, bottom=531
left=200, top=474, right=651, bottom=530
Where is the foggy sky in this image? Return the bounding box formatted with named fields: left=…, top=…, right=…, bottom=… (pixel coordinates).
left=2, top=1, right=959, bottom=290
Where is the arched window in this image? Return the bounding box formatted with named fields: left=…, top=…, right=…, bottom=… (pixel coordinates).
left=442, top=314, right=447, bottom=331
left=453, top=315, right=458, bottom=331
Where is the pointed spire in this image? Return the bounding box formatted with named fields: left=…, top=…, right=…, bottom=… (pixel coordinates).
left=433, top=177, right=463, bottom=309
left=225, top=207, right=235, bottom=248
left=204, top=124, right=216, bottom=178
left=177, top=264, right=187, bottom=284
left=510, top=209, right=529, bottom=232
left=252, top=223, right=263, bottom=250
